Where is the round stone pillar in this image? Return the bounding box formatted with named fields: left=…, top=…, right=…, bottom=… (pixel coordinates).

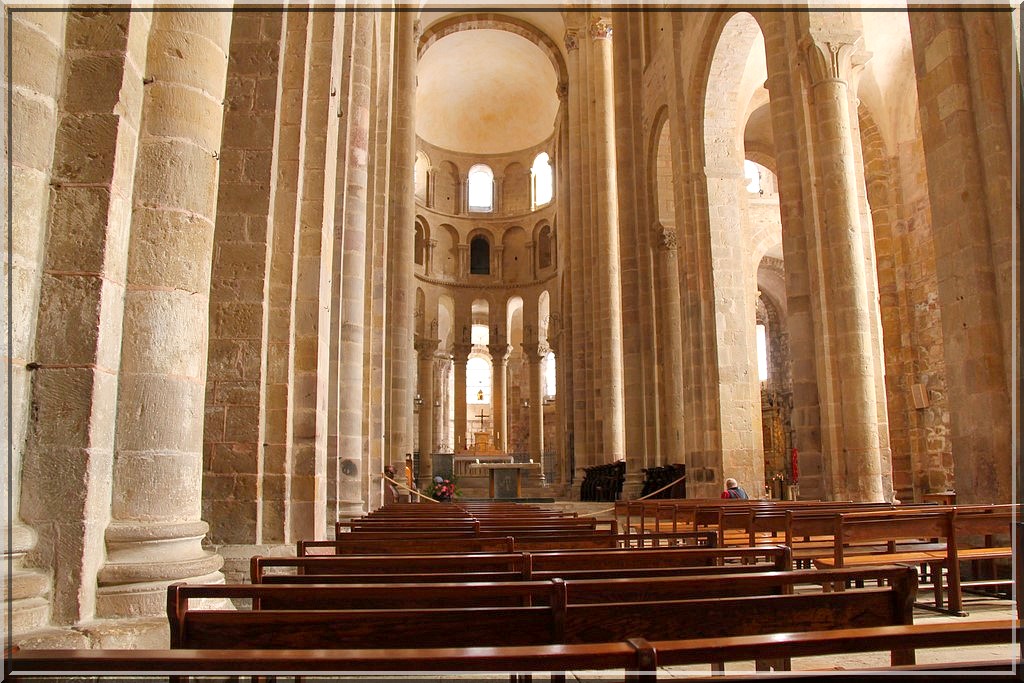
left=589, top=16, right=627, bottom=466
left=452, top=343, right=471, bottom=452
left=488, top=343, right=511, bottom=452
left=655, top=225, right=685, bottom=466
left=802, top=37, right=884, bottom=502
left=524, top=344, right=546, bottom=480
left=415, top=337, right=440, bottom=483
left=98, top=11, right=232, bottom=617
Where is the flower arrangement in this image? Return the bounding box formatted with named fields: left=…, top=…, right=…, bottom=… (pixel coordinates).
left=428, top=476, right=457, bottom=502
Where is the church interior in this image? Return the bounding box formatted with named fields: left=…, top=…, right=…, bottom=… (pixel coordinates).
left=4, top=1, right=1021, bottom=671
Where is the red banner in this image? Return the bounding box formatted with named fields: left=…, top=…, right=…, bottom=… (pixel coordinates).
left=790, top=448, right=799, bottom=483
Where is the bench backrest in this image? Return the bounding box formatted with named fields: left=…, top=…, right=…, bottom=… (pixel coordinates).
left=171, top=566, right=917, bottom=650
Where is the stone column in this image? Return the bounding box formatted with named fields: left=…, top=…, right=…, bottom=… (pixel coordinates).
left=452, top=343, right=471, bottom=452
left=905, top=11, right=1013, bottom=504
left=523, top=344, right=546, bottom=479
left=415, top=337, right=440, bottom=482
left=5, top=9, right=66, bottom=637
left=526, top=241, right=537, bottom=280
left=457, top=243, right=469, bottom=279
left=98, top=11, right=232, bottom=617
left=589, top=16, right=627, bottom=465
left=426, top=238, right=437, bottom=276
left=335, top=9, right=374, bottom=519
left=384, top=12, right=417, bottom=465
left=654, top=224, right=685, bottom=465
left=489, top=342, right=511, bottom=452
left=802, top=36, right=885, bottom=502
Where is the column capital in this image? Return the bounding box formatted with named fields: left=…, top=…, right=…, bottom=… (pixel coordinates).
left=589, top=17, right=613, bottom=40
left=522, top=342, right=550, bottom=363
left=564, top=29, right=580, bottom=51
left=415, top=336, right=440, bottom=360
left=451, top=342, right=473, bottom=362
left=799, top=35, right=870, bottom=86
left=488, top=343, right=512, bottom=364
left=654, top=221, right=678, bottom=251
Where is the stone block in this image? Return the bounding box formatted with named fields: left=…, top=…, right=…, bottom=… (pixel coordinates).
left=53, top=112, right=119, bottom=184
left=113, top=374, right=204, bottom=452
left=212, top=301, right=263, bottom=339
left=64, top=54, right=127, bottom=114
left=120, top=290, right=209, bottom=378
left=47, top=186, right=117, bottom=273
left=112, top=449, right=202, bottom=519
left=143, top=82, right=224, bottom=156
left=126, top=207, right=214, bottom=293
left=11, top=19, right=62, bottom=98
left=224, top=404, right=260, bottom=442
left=134, top=140, right=220, bottom=220
left=11, top=92, right=58, bottom=170
left=36, top=273, right=106, bottom=365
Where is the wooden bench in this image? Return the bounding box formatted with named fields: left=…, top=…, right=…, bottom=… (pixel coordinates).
left=812, top=505, right=1016, bottom=615
left=13, top=620, right=1018, bottom=681
left=169, top=565, right=919, bottom=669
left=298, top=530, right=716, bottom=555
left=252, top=546, right=792, bottom=583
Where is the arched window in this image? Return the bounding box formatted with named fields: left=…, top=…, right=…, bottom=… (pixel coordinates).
left=756, top=323, right=769, bottom=382
left=537, top=225, right=553, bottom=269
left=467, top=356, right=492, bottom=404
left=531, top=152, right=553, bottom=208
left=544, top=351, right=556, bottom=397
left=470, top=236, right=490, bottom=275
left=468, top=164, right=493, bottom=212
left=414, top=152, right=429, bottom=200
left=414, top=222, right=425, bottom=266
left=744, top=159, right=761, bottom=194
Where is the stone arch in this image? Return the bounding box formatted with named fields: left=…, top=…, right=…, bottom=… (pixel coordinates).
left=502, top=225, right=529, bottom=282
left=649, top=106, right=675, bottom=230
left=436, top=224, right=459, bottom=277
left=469, top=232, right=492, bottom=275
left=434, top=160, right=460, bottom=214
left=693, top=10, right=767, bottom=498
left=535, top=221, right=554, bottom=271
left=502, top=161, right=529, bottom=214
left=414, top=216, right=429, bottom=266
left=415, top=150, right=431, bottom=202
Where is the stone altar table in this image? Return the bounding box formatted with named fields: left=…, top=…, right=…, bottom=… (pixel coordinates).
left=473, top=462, right=543, bottom=499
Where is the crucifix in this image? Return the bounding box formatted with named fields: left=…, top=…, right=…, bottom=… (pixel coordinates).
left=475, top=413, right=489, bottom=431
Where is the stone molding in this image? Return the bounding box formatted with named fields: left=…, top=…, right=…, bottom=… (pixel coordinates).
left=414, top=271, right=558, bottom=290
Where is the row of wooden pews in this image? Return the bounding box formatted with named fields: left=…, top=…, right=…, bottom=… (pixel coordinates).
left=616, top=498, right=1017, bottom=616
left=9, top=501, right=1020, bottom=681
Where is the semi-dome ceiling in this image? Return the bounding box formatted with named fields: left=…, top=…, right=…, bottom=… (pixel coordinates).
left=416, top=28, right=559, bottom=155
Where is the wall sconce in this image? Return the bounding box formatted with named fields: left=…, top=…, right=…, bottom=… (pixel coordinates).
left=434, top=399, right=441, bottom=408
left=522, top=398, right=531, bottom=408
left=414, top=394, right=423, bottom=406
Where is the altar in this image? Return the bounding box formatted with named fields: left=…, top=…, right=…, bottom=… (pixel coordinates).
left=474, top=462, right=543, bottom=499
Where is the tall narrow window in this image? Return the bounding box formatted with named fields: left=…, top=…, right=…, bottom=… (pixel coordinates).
left=531, top=152, right=552, bottom=208
left=468, top=164, right=493, bottom=212
left=470, top=236, right=490, bottom=275
left=537, top=225, right=553, bottom=269
left=744, top=159, right=761, bottom=194
left=756, top=324, right=769, bottom=382
left=544, top=351, right=556, bottom=397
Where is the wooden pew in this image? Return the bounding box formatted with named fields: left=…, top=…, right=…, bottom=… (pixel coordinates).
left=12, top=620, right=1018, bottom=681
left=252, top=546, right=792, bottom=584
left=812, top=504, right=1016, bottom=615
left=298, top=530, right=716, bottom=555
left=168, top=565, right=919, bottom=668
